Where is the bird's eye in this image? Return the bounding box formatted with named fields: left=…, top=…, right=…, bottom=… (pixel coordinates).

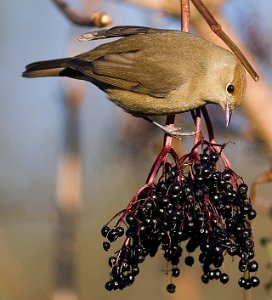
left=227, top=84, right=235, bottom=94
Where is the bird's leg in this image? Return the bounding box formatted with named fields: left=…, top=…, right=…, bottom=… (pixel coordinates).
left=143, top=117, right=197, bottom=139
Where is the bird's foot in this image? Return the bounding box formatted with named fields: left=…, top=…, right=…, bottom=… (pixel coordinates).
left=165, top=126, right=197, bottom=139
left=151, top=120, right=197, bottom=140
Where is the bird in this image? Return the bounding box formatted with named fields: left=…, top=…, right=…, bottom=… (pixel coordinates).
left=22, top=25, right=247, bottom=135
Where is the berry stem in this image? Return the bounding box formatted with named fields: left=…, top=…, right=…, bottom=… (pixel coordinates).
left=163, top=115, right=175, bottom=149
left=117, top=183, right=152, bottom=224
left=201, top=106, right=214, bottom=142
left=119, top=145, right=182, bottom=226
left=191, top=109, right=203, bottom=161
left=201, top=106, right=231, bottom=168
left=181, top=0, right=190, bottom=32
left=106, top=209, right=126, bottom=226
left=146, top=146, right=172, bottom=184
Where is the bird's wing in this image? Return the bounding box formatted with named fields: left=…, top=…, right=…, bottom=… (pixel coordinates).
left=68, top=36, right=186, bottom=98
left=77, top=25, right=172, bottom=41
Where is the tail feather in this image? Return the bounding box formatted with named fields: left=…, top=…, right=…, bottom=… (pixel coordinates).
left=22, top=58, right=71, bottom=78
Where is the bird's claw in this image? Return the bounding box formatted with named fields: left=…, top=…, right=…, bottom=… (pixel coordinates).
left=163, top=126, right=198, bottom=140
left=143, top=117, right=198, bottom=140
left=152, top=120, right=197, bottom=139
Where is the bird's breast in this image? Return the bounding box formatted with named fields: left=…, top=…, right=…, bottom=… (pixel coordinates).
left=106, top=85, right=205, bottom=116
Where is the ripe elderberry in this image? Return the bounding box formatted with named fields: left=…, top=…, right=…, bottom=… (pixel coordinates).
left=101, top=141, right=259, bottom=293
left=166, top=283, right=176, bottom=293
left=185, top=256, right=195, bottom=267
left=172, top=267, right=180, bottom=277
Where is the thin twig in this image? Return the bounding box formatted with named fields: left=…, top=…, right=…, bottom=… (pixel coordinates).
left=191, top=0, right=259, bottom=81
left=51, top=0, right=112, bottom=27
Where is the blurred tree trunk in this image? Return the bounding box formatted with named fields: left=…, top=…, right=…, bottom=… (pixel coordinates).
left=52, top=23, right=87, bottom=300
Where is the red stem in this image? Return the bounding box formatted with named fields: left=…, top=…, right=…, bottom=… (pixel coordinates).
left=191, top=109, right=203, bottom=160
left=181, top=0, right=190, bottom=32
left=192, top=108, right=202, bottom=144
left=201, top=106, right=214, bottom=142
left=163, top=0, right=191, bottom=149
left=146, top=146, right=172, bottom=184
left=117, top=183, right=152, bottom=224
left=163, top=115, right=175, bottom=148
left=201, top=107, right=231, bottom=168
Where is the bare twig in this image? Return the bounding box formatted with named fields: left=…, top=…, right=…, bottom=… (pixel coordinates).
left=51, top=0, right=112, bottom=27
left=191, top=0, right=259, bottom=81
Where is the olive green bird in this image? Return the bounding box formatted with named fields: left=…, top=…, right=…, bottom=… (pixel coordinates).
left=22, top=26, right=247, bottom=134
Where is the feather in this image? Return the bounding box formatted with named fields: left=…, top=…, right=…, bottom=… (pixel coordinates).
left=77, top=25, right=170, bottom=41
left=22, top=58, right=70, bottom=78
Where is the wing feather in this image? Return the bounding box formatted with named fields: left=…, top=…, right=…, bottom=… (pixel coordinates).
left=68, top=33, right=188, bottom=98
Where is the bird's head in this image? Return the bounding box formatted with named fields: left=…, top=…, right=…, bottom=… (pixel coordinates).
left=217, top=62, right=247, bottom=126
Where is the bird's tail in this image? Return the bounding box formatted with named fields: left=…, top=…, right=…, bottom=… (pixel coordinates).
left=22, top=58, right=71, bottom=78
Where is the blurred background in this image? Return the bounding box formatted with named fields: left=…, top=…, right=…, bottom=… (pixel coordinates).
left=1, top=0, right=272, bottom=299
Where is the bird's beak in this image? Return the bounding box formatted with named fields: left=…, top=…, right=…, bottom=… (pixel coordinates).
left=225, top=101, right=232, bottom=127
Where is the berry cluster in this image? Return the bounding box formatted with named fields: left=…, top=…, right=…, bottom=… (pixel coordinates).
left=101, top=142, right=259, bottom=293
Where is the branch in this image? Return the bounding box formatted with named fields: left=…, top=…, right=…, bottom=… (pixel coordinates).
left=190, top=0, right=259, bottom=82
left=51, top=0, right=112, bottom=27
left=114, top=0, right=258, bottom=81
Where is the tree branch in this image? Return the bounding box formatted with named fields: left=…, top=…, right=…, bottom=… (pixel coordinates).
left=191, top=0, right=258, bottom=81
left=51, top=0, right=112, bottom=27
